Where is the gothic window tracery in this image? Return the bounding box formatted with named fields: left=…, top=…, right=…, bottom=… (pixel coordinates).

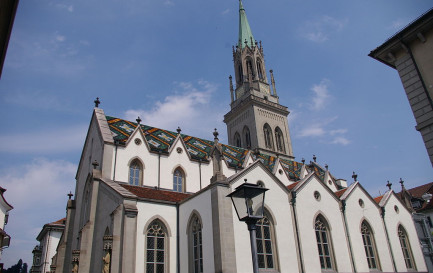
left=256, top=212, right=277, bottom=270
left=398, top=225, right=416, bottom=270
left=237, top=63, right=244, bottom=83
left=246, top=58, right=254, bottom=80
left=257, top=59, right=264, bottom=80
left=173, top=168, right=185, bottom=192
left=189, top=215, right=203, bottom=273
left=361, top=221, right=380, bottom=270
left=263, top=124, right=274, bottom=150
left=129, top=159, right=143, bottom=186
left=146, top=220, right=168, bottom=273
left=275, top=127, right=285, bottom=153
left=315, top=215, right=335, bottom=270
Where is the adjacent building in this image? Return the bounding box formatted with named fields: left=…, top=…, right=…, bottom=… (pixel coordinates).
left=47, top=1, right=429, bottom=272
left=0, top=187, right=13, bottom=270
left=369, top=8, right=433, bottom=167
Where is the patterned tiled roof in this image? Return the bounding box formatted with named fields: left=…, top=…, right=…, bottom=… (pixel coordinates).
left=182, top=135, right=213, bottom=161
left=280, top=159, right=303, bottom=181
left=310, top=162, right=326, bottom=182
left=121, top=184, right=191, bottom=203
left=222, top=144, right=249, bottom=168
left=251, top=153, right=276, bottom=172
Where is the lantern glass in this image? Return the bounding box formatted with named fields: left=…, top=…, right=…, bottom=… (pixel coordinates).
left=228, top=183, right=268, bottom=221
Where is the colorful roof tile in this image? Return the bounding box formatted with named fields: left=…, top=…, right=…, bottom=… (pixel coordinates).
left=182, top=135, right=214, bottom=161
left=251, top=153, right=276, bottom=172
left=222, top=144, right=249, bottom=168
left=121, top=184, right=191, bottom=203
left=280, top=159, right=303, bottom=181
left=310, top=162, right=326, bottom=182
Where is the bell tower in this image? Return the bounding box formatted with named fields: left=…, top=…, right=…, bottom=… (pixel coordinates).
left=224, top=0, right=294, bottom=159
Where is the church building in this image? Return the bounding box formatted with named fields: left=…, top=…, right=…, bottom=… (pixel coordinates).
left=49, top=1, right=427, bottom=272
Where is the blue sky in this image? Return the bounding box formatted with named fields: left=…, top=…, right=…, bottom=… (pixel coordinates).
left=0, top=0, right=432, bottom=268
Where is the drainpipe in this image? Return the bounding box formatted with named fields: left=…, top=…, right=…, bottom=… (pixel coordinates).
left=176, top=203, right=180, bottom=273
left=198, top=159, right=202, bottom=190
left=381, top=207, right=397, bottom=272
left=113, top=140, right=119, bottom=181
left=341, top=200, right=357, bottom=272
left=290, top=191, right=305, bottom=273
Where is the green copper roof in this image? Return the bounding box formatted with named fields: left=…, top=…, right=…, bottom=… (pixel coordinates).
left=238, top=0, right=255, bottom=48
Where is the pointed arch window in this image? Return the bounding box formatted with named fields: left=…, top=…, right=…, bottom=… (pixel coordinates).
left=263, top=124, right=274, bottom=150
left=398, top=225, right=416, bottom=270
left=129, top=159, right=143, bottom=186
left=361, top=221, right=380, bottom=270
left=315, top=215, right=335, bottom=270
left=275, top=127, right=285, bottom=153
left=237, top=63, right=244, bottom=83
left=145, top=220, right=168, bottom=273
left=243, top=126, right=251, bottom=148
left=257, top=59, right=264, bottom=80
left=246, top=58, right=255, bottom=80
left=173, top=168, right=185, bottom=193
left=234, top=132, right=242, bottom=148
left=189, top=215, right=203, bottom=273
left=256, top=213, right=277, bottom=270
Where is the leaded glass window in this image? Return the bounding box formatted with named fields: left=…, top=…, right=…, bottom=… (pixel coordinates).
left=315, top=216, right=334, bottom=270
left=146, top=220, right=166, bottom=273
left=398, top=225, right=416, bottom=270
left=129, top=160, right=142, bottom=186
left=256, top=215, right=275, bottom=269
left=173, top=168, right=184, bottom=192
left=191, top=216, right=203, bottom=273
left=361, top=221, right=380, bottom=270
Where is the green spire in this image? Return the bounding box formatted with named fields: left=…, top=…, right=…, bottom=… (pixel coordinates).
left=238, top=0, right=255, bottom=48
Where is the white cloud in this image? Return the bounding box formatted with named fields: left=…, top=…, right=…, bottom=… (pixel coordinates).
left=0, top=158, right=76, bottom=267
left=222, top=9, right=230, bottom=15
left=164, top=0, right=175, bottom=7
left=0, top=125, right=87, bottom=154
left=390, top=19, right=408, bottom=30
left=56, top=35, right=66, bottom=42
left=298, top=125, right=325, bottom=137
left=300, top=15, right=347, bottom=43
left=125, top=80, right=226, bottom=138
left=331, top=136, right=350, bottom=146
left=310, top=79, right=331, bottom=111
left=54, top=3, right=74, bottom=12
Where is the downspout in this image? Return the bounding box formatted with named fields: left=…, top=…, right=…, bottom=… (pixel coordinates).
left=381, top=207, right=397, bottom=272
left=158, top=151, right=161, bottom=189
left=176, top=203, right=180, bottom=273
left=198, top=159, right=202, bottom=190
left=341, top=200, right=357, bottom=272
left=290, top=191, right=305, bottom=273
left=113, top=140, right=118, bottom=181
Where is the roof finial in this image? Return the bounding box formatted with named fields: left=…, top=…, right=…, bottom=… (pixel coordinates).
left=313, top=154, right=317, bottom=162
left=325, top=164, right=328, bottom=170
left=386, top=180, right=392, bottom=190
left=136, top=116, right=141, bottom=124
left=213, top=128, right=219, bottom=143
left=67, top=191, right=73, bottom=200
left=177, top=127, right=181, bottom=134
left=94, top=97, right=100, bottom=108
left=399, top=178, right=405, bottom=189
left=301, top=158, right=305, bottom=164
left=352, top=171, right=358, bottom=182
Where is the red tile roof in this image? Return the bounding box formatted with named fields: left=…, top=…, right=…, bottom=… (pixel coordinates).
left=397, top=182, right=433, bottom=199
left=374, top=195, right=384, bottom=204
left=50, top=218, right=66, bottom=226
left=121, top=184, right=191, bottom=203
left=287, top=182, right=300, bottom=191
left=335, top=188, right=348, bottom=198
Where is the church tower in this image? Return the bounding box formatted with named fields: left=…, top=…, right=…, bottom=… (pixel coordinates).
left=224, top=0, right=294, bottom=159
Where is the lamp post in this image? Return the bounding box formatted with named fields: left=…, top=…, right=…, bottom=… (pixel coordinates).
left=227, top=181, right=268, bottom=273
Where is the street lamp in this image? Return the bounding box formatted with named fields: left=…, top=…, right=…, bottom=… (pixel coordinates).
left=227, top=181, right=268, bottom=273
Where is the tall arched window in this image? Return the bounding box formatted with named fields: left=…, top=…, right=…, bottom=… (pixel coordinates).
left=263, top=124, right=274, bottom=150
left=256, top=213, right=277, bottom=270
left=398, top=225, right=416, bottom=270
left=275, top=127, right=285, bottom=153
left=243, top=126, right=251, bottom=148
left=315, top=215, right=335, bottom=270
left=234, top=132, right=241, bottom=148
left=146, top=220, right=168, bottom=273
left=361, top=221, right=380, bottom=270
left=189, top=215, right=203, bottom=273
left=246, top=58, right=254, bottom=80
left=237, top=63, right=243, bottom=83
left=129, top=159, right=143, bottom=186
left=257, top=59, right=264, bottom=80
left=173, top=168, right=185, bottom=192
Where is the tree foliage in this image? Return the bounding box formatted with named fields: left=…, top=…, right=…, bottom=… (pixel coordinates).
left=2, top=259, right=28, bottom=273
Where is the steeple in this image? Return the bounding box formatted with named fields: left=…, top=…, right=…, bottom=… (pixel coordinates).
left=238, top=0, right=255, bottom=48
left=224, top=0, right=294, bottom=160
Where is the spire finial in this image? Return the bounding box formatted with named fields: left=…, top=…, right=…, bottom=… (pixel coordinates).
left=67, top=191, right=73, bottom=200
left=94, top=97, right=100, bottom=108
left=325, top=164, right=328, bottom=170
left=229, top=75, right=234, bottom=103
left=386, top=181, right=392, bottom=190
left=136, top=116, right=141, bottom=124
left=313, top=154, right=317, bottom=162
left=177, top=127, right=181, bottom=134
left=399, top=178, right=405, bottom=189
left=213, top=128, right=219, bottom=143
left=270, top=70, right=277, bottom=96
left=352, top=171, right=358, bottom=182
left=301, top=158, right=305, bottom=164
